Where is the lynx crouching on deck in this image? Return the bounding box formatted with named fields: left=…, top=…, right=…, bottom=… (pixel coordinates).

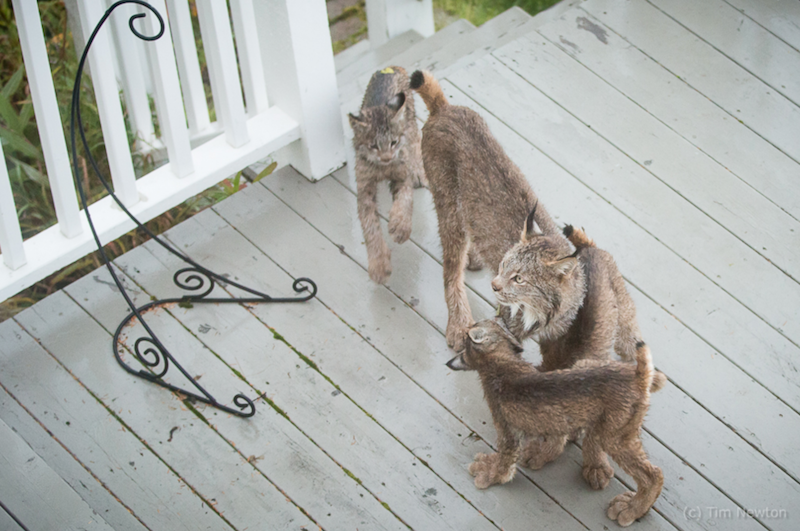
left=410, top=69, right=563, bottom=352
left=446, top=318, right=664, bottom=527
left=349, top=66, right=426, bottom=284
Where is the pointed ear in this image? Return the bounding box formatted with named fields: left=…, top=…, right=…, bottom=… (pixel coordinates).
left=387, top=92, right=406, bottom=118
left=468, top=326, right=489, bottom=344
left=348, top=113, right=366, bottom=130
left=548, top=256, right=578, bottom=277
left=520, top=204, right=542, bottom=242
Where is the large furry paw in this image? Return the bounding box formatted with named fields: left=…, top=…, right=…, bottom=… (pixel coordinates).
left=388, top=215, right=412, bottom=244
left=583, top=463, right=614, bottom=490
left=607, top=491, right=651, bottom=527
left=367, top=252, right=392, bottom=284
left=468, top=453, right=513, bottom=489
left=446, top=320, right=470, bottom=353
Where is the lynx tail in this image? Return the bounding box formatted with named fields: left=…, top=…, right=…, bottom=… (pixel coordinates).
left=634, top=341, right=655, bottom=396
left=410, top=70, right=449, bottom=116
left=563, top=225, right=595, bottom=249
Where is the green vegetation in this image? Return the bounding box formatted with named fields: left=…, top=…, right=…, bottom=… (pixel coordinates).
left=435, top=0, right=561, bottom=27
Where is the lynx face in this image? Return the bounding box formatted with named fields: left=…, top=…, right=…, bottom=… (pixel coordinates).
left=492, top=233, right=577, bottom=341
left=349, top=93, right=408, bottom=166
left=446, top=318, right=523, bottom=371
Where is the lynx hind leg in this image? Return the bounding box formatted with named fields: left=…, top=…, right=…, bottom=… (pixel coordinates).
left=388, top=177, right=414, bottom=244
left=519, top=435, right=568, bottom=470
left=357, top=172, right=392, bottom=284
left=607, top=438, right=664, bottom=527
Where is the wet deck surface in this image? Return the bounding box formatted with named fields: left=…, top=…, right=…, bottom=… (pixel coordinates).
left=2, top=0, right=800, bottom=529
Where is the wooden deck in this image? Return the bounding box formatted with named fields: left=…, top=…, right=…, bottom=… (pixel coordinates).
left=2, top=0, right=800, bottom=529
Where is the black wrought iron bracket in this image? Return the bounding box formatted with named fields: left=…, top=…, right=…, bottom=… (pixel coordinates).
left=71, top=0, right=316, bottom=418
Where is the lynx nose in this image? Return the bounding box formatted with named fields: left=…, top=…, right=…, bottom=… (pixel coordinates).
left=491, top=279, right=502, bottom=292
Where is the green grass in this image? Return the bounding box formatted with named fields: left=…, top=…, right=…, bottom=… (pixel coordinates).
left=434, top=0, right=562, bottom=26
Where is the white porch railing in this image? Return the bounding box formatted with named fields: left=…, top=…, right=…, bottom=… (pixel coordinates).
left=0, top=0, right=347, bottom=302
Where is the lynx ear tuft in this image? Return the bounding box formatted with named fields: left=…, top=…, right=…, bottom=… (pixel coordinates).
left=468, top=327, right=488, bottom=344
left=387, top=92, right=406, bottom=114
left=549, top=255, right=578, bottom=277
left=521, top=203, right=542, bottom=242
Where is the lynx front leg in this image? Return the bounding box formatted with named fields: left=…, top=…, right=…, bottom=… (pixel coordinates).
left=388, top=177, right=413, bottom=244
left=357, top=175, right=391, bottom=284
left=469, top=432, right=520, bottom=489
left=582, top=426, right=615, bottom=490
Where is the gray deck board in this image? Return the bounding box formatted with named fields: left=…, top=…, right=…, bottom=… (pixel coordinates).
left=3, top=0, right=799, bottom=528
left=0, top=385, right=147, bottom=530
left=583, top=0, right=800, bottom=165
left=0, top=415, right=113, bottom=531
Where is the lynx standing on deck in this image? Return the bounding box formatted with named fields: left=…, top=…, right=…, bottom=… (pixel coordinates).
left=410, top=69, right=562, bottom=352
left=446, top=319, right=664, bottom=527
left=349, top=67, right=427, bottom=284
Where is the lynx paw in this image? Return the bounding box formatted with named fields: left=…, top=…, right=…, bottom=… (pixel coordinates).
left=388, top=216, right=412, bottom=244
left=519, top=440, right=564, bottom=470
left=446, top=321, right=470, bottom=352
left=468, top=453, right=511, bottom=489
left=368, top=253, right=392, bottom=284
left=608, top=491, right=650, bottom=527
left=583, top=463, right=614, bottom=490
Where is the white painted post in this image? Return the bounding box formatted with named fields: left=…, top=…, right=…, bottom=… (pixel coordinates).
left=76, top=0, right=139, bottom=207
left=195, top=0, right=249, bottom=148
left=107, top=0, right=157, bottom=147
left=165, top=0, right=211, bottom=135
left=254, top=0, right=345, bottom=180
left=138, top=0, right=194, bottom=177
left=11, top=0, right=82, bottom=239
left=365, top=0, right=435, bottom=48
left=0, top=142, right=27, bottom=270
left=230, top=0, right=269, bottom=116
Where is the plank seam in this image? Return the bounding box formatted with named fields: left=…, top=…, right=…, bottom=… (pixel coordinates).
left=0, top=379, right=151, bottom=531
left=718, top=0, right=800, bottom=55
left=643, top=0, right=800, bottom=108
left=533, top=19, right=800, bottom=226
left=577, top=5, right=800, bottom=168
left=13, top=307, right=241, bottom=531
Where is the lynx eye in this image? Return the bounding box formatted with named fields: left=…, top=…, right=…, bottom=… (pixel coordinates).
left=370, top=143, right=378, bottom=150
left=514, top=274, right=525, bottom=284
left=390, top=139, right=398, bottom=147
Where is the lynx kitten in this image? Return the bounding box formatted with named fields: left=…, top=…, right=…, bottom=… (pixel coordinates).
left=349, top=66, right=426, bottom=284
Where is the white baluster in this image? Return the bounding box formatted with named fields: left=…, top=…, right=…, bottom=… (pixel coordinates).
left=230, top=0, right=269, bottom=115
left=11, top=0, right=82, bottom=238
left=254, top=0, right=345, bottom=180
left=139, top=0, right=194, bottom=178
left=165, top=0, right=211, bottom=135
left=108, top=0, right=157, bottom=147
left=195, top=0, right=249, bottom=148
left=365, top=0, right=435, bottom=47
left=77, top=0, right=139, bottom=207
left=0, top=142, right=27, bottom=270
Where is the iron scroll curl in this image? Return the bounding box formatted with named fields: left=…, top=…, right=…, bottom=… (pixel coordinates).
left=71, top=1, right=317, bottom=418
